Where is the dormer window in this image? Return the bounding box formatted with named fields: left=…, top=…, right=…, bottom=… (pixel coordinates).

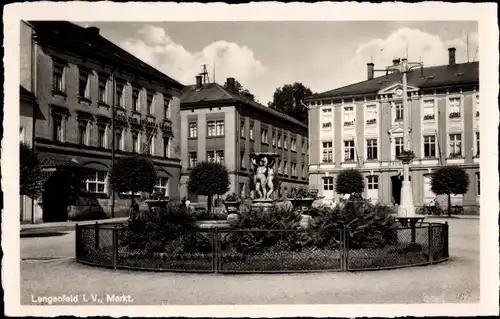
left=344, top=106, right=354, bottom=126
left=449, top=97, right=461, bottom=119
left=423, top=99, right=435, bottom=121
left=365, top=104, right=377, bottom=125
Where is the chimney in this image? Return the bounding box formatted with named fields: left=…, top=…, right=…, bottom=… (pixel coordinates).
left=226, top=77, right=235, bottom=92
left=367, top=63, right=374, bottom=80
left=195, top=75, right=203, bottom=89
left=448, top=47, right=456, bottom=66
left=86, top=26, right=100, bottom=36
left=392, top=58, right=401, bottom=66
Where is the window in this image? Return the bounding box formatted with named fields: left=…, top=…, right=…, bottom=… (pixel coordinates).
left=20, top=126, right=25, bottom=143
left=216, top=120, right=224, bottom=136
left=322, top=141, right=333, bottom=163
left=132, top=89, right=140, bottom=112
left=344, top=140, right=355, bottom=161
left=163, top=138, right=170, bottom=158
left=423, top=135, right=436, bottom=158
left=216, top=151, right=224, bottom=165
left=475, top=132, right=480, bottom=156
left=114, top=128, right=123, bottom=151
left=116, top=83, right=124, bottom=107
left=395, top=103, right=403, bottom=121
left=367, top=175, right=379, bottom=190
left=132, top=131, right=139, bottom=153
left=277, top=133, right=282, bottom=147
left=449, top=97, right=461, bottom=118
left=291, top=138, right=297, bottom=151
left=366, top=139, right=378, bottom=160
left=284, top=134, right=288, bottom=149
left=302, top=165, right=306, bottom=178
left=261, top=128, right=268, bottom=144
left=476, top=173, right=480, bottom=195
left=81, top=171, right=106, bottom=194
left=303, top=138, right=308, bottom=154
left=98, top=76, right=108, bottom=103
left=423, top=100, right=435, bottom=120
left=284, top=161, right=288, bottom=175
left=322, top=108, right=332, bottom=114
left=97, top=124, right=106, bottom=148
left=240, top=151, right=245, bottom=169
left=272, top=131, right=276, bottom=146
left=366, top=104, right=377, bottom=125
left=163, top=99, right=170, bottom=119
left=52, top=115, right=63, bottom=142
left=147, top=93, right=154, bottom=115
left=394, top=137, right=403, bottom=157
left=78, top=68, right=90, bottom=99
left=240, top=121, right=245, bottom=138
left=146, top=134, right=154, bottom=155
left=344, top=106, right=354, bottom=126
left=323, top=177, right=334, bottom=191
left=249, top=123, right=254, bottom=140
left=188, top=122, right=197, bottom=138
left=277, top=159, right=281, bottom=174
left=207, top=151, right=215, bottom=163
left=449, top=133, right=462, bottom=157
left=189, top=152, right=197, bottom=168
left=154, top=177, right=169, bottom=196
left=292, top=163, right=297, bottom=176
left=77, top=120, right=88, bottom=145
left=52, top=63, right=65, bottom=92
left=322, top=121, right=332, bottom=129
left=208, top=120, right=224, bottom=137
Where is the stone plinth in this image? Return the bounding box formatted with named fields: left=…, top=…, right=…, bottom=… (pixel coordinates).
left=251, top=199, right=274, bottom=212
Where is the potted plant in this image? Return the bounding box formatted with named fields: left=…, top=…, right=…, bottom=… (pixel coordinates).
left=396, top=149, right=415, bottom=164
left=290, top=187, right=318, bottom=212
left=223, top=193, right=241, bottom=212
left=145, top=190, right=170, bottom=209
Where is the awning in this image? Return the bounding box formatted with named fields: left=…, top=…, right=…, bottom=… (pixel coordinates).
left=38, top=153, right=94, bottom=172
left=155, top=165, right=173, bottom=177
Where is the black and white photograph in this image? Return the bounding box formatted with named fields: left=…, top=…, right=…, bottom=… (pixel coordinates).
left=2, top=2, right=498, bottom=317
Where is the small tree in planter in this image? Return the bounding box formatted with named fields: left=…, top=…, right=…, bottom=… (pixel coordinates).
left=335, top=168, right=365, bottom=197
left=187, top=161, right=230, bottom=213
left=109, top=154, right=157, bottom=218
left=20, top=143, right=43, bottom=200
left=431, top=165, right=470, bottom=217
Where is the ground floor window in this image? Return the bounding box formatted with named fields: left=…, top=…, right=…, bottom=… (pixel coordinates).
left=154, top=177, right=169, bottom=196
left=323, top=177, right=334, bottom=191
left=81, top=171, right=107, bottom=194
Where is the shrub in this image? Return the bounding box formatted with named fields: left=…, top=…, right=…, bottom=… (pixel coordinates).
left=431, top=165, right=470, bottom=217
left=224, top=193, right=240, bottom=202
left=109, top=154, right=157, bottom=199
left=335, top=169, right=364, bottom=195
left=310, top=198, right=398, bottom=249
left=20, top=143, right=43, bottom=199
left=187, top=161, right=230, bottom=212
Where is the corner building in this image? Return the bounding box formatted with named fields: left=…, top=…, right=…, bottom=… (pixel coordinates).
left=306, top=47, right=480, bottom=214
left=20, top=21, right=184, bottom=222
left=180, top=77, right=309, bottom=204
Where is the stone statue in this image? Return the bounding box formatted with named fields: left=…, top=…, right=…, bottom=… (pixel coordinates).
left=250, top=153, right=278, bottom=200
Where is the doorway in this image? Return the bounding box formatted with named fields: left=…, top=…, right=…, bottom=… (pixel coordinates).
left=391, top=175, right=402, bottom=205
left=42, top=171, right=73, bottom=222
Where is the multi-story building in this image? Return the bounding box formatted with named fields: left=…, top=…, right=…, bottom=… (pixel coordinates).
left=180, top=76, right=309, bottom=204
left=20, top=21, right=184, bottom=223
left=306, top=47, right=480, bottom=213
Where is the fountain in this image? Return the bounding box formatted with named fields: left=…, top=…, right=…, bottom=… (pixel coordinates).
left=249, top=152, right=279, bottom=212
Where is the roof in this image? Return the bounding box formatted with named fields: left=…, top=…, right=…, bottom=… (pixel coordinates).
left=20, top=85, right=36, bottom=101
left=28, top=21, right=184, bottom=90
left=309, top=62, right=479, bottom=100
left=181, top=83, right=307, bottom=128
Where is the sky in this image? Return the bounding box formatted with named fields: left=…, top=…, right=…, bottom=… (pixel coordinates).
left=79, top=21, right=478, bottom=105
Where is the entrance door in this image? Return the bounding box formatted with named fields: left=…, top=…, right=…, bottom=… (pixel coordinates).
left=42, top=171, right=72, bottom=222
left=391, top=176, right=402, bottom=205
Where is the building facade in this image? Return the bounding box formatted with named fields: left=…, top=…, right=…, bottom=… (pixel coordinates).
left=180, top=77, right=309, bottom=204
left=306, top=47, right=480, bottom=213
left=20, top=21, right=184, bottom=223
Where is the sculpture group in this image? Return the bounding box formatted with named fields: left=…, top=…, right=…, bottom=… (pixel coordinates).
left=251, top=153, right=277, bottom=200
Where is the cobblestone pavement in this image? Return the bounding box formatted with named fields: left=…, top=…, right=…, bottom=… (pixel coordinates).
left=21, top=218, right=479, bottom=305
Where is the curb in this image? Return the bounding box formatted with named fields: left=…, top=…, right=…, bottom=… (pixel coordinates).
left=20, top=218, right=128, bottom=233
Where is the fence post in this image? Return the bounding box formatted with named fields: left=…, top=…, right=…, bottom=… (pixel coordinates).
left=75, top=224, right=79, bottom=259
left=343, top=227, right=349, bottom=271
left=94, top=221, right=99, bottom=250
left=213, top=227, right=219, bottom=274
left=112, top=226, right=118, bottom=269
left=428, top=224, right=434, bottom=264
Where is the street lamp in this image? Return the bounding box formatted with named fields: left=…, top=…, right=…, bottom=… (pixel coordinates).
left=374, top=58, right=424, bottom=217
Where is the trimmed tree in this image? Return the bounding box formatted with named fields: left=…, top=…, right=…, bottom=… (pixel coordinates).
left=431, top=165, right=470, bottom=217
left=20, top=143, right=43, bottom=199
left=108, top=154, right=157, bottom=203
left=187, top=161, right=230, bottom=213
left=335, top=169, right=365, bottom=196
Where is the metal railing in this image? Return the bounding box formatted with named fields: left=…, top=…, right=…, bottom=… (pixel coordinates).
left=75, top=222, right=449, bottom=273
